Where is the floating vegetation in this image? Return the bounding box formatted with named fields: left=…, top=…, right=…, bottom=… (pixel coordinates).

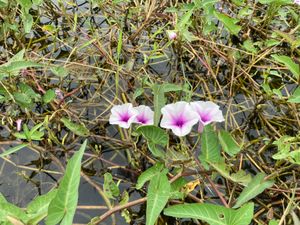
left=0, top=0, right=300, bottom=224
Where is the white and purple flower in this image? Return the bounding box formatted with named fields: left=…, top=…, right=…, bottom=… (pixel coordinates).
left=109, top=103, right=138, bottom=128
left=190, top=101, right=224, bottom=132
left=294, top=0, right=300, bottom=5
left=133, top=105, right=154, bottom=125
left=108, top=100, right=224, bottom=135
left=160, top=101, right=199, bottom=137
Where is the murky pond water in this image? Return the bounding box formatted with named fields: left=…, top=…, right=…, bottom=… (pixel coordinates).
left=1, top=0, right=299, bottom=224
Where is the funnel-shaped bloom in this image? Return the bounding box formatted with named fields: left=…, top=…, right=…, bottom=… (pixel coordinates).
left=109, top=103, right=138, bottom=128
left=190, top=101, right=224, bottom=132
left=294, top=0, right=300, bottom=5
left=133, top=105, right=154, bottom=125
left=160, top=101, right=199, bottom=137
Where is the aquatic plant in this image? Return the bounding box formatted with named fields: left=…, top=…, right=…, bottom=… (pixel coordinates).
left=0, top=0, right=299, bottom=224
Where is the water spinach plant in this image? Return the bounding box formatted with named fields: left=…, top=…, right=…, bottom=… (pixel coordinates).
left=0, top=0, right=300, bottom=224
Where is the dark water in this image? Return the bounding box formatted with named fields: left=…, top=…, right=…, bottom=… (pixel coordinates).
left=0, top=0, right=299, bottom=224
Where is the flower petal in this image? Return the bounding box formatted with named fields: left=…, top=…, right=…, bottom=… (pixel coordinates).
left=190, top=101, right=224, bottom=125
left=160, top=101, right=199, bottom=137
left=133, top=105, right=154, bottom=125
left=109, top=103, right=138, bottom=128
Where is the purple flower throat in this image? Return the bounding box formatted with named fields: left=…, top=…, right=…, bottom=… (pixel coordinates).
left=200, top=113, right=211, bottom=122
left=173, top=115, right=186, bottom=128
left=137, top=116, right=147, bottom=124
left=120, top=112, right=130, bottom=122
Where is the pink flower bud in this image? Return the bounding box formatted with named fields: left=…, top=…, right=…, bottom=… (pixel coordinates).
left=167, top=30, right=177, bottom=40
left=55, top=89, right=64, bottom=100
left=16, top=119, right=22, bottom=131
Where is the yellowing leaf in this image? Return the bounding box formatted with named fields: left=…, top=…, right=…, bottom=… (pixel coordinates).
left=184, top=179, right=200, bottom=193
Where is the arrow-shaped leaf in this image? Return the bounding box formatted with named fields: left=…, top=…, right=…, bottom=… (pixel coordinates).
left=218, top=130, right=241, bottom=157
left=164, top=202, right=254, bottom=225
left=199, top=125, right=221, bottom=169
left=46, top=140, right=87, bottom=225
left=272, top=54, right=300, bottom=79
left=146, top=173, right=170, bottom=225
left=233, top=173, right=274, bottom=208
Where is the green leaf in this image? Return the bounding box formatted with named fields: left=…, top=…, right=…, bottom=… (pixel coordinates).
left=119, top=191, right=129, bottom=205
left=272, top=135, right=300, bottom=164
left=274, top=30, right=294, bottom=45
left=60, top=117, right=90, bottom=137
left=177, top=9, right=194, bottom=30
left=170, top=177, right=188, bottom=200
left=181, top=29, right=198, bottom=42
left=17, top=0, right=32, bottom=11
left=29, top=123, right=44, bottom=140
left=0, top=194, right=7, bottom=203
left=43, top=89, right=56, bottom=104
left=136, top=162, right=166, bottom=189
left=136, top=125, right=169, bottom=158
left=0, top=61, right=42, bottom=75
left=288, top=87, right=300, bottom=103
left=166, top=147, right=193, bottom=167
left=133, top=88, right=144, bottom=100
left=0, top=0, right=8, bottom=7
left=32, top=0, right=43, bottom=5
left=258, top=0, right=290, bottom=4
left=269, top=219, right=279, bottom=225
left=152, top=84, right=166, bottom=126
left=195, top=0, right=218, bottom=8
left=272, top=54, right=300, bottom=79
left=233, top=173, right=274, bottom=208
left=5, top=49, right=25, bottom=63
left=0, top=201, right=28, bottom=224
left=151, top=83, right=185, bottom=125
left=13, top=92, right=33, bottom=108
left=26, top=189, right=58, bottom=225
left=0, top=144, right=28, bottom=158
left=231, top=0, right=245, bottom=6
left=13, top=122, right=44, bottom=141
left=195, top=0, right=218, bottom=35
left=116, top=29, right=123, bottom=63
left=146, top=173, right=170, bottom=225
left=19, top=83, right=40, bottom=100
left=265, top=39, right=281, bottom=47
left=210, top=159, right=252, bottom=186
left=103, top=173, right=120, bottom=199
left=147, top=142, right=165, bottom=158
left=164, top=202, right=254, bottom=225
left=46, top=140, right=87, bottom=225
left=50, top=66, right=69, bottom=78
left=162, top=83, right=183, bottom=92
left=22, top=13, right=33, bottom=33
left=13, top=132, right=27, bottom=140
left=243, top=39, right=258, bottom=53
left=238, top=6, right=253, bottom=17
left=218, top=130, right=241, bottom=156
left=214, top=12, right=241, bottom=35
left=230, top=170, right=252, bottom=186
left=199, top=125, right=221, bottom=169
